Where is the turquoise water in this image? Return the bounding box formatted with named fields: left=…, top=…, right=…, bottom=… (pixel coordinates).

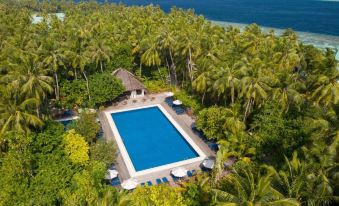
left=111, top=107, right=199, bottom=171
left=104, top=0, right=339, bottom=36
left=102, top=0, right=339, bottom=59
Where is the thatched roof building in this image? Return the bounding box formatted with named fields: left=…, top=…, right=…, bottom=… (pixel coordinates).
left=112, top=68, right=146, bottom=98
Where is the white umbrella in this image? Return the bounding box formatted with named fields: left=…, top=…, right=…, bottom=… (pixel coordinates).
left=165, top=92, right=174, bottom=97
left=171, top=167, right=188, bottom=177
left=105, top=169, right=118, bottom=179
left=202, top=159, right=215, bottom=169
left=173, top=100, right=183, bottom=106
left=121, top=179, right=138, bottom=190
left=109, top=169, right=118, bottom=179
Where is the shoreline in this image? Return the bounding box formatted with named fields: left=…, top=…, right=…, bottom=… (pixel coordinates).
left=211, top=20, right=339, bottom=60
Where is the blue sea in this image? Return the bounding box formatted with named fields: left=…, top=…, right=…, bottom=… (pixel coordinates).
left=92, top=0, right=339, bottom=58
left=103, top=0, right=339, bottom=36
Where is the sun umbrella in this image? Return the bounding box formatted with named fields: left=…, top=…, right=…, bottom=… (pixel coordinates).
left=121, top=179, right=138, bottom=190
left=105, top=169, right=119, bottom=179
left=202, top=159, right=215, bottom=169
left=109, top=169, right=118, bottom=179
left=173, top=100, right=183, bottom=106
left=171, top=167, right=188, bottom=177
left=165, top=92, right=174, bottom=97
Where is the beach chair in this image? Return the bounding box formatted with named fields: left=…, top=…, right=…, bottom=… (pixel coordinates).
left=162, top=177, right=169, bottom=183
left=174, top=107, right=185, bottom=115
left=191, top=123, right=198, bottom=132
left=208, top=143, right=219, bottom=151
left=147, top=181, right=153, bottom=186
left=172, top=175, right=179, bottom=182
left=156, top=179, right=162, bottom=184
left=165, top=97, right=173, bottom=103
left=111, top=177, right=121, bottom=186
left=198, top=133, right=208, bottom=142
left=187, top=170, right=196, bottom=177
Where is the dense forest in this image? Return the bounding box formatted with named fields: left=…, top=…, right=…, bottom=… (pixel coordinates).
left=0, top=0, right=338, bottom=205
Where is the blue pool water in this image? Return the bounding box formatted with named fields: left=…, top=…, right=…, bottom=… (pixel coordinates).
left=111, top=106, right=199, bottom=171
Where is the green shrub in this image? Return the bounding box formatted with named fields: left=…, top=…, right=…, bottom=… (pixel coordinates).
left=88, top=73, right=124, bottom=106
left=69, top=113, right=100, bottom=144
left=195, top=106, right=228, bottom=140
left=59, top=79, right=87, bottom=108
left=174, top=90, right=202, bottom=113
left=90, top=140, right=116, bottom=167
left=59, top=73, right=124, bottom=108
left=144, top=80, right=173, bottom=93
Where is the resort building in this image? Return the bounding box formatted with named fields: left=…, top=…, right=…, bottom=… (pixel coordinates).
left=112, top=68, right=146, bottom=98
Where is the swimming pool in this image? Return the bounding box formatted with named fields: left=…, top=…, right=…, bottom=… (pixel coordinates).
left=105, top=105, right=206, bottom=177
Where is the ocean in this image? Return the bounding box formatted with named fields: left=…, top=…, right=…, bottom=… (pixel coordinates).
left=89, top=0, right=339, bottom=58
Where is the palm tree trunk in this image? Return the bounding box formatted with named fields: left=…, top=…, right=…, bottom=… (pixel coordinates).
left=157, top=66, right=164, bottom=83
left=169, top=49, right=177, bottom=85
left=82, top=71, right=91, bottom=100
left=36, top=108, right=40, bottom=118
left=231, top=87, right=234, bottom=105
left=188, top=47, right=194, bottom=83
left=243, top=98, right=252, bottom=122
left=100, top=60, right=103, bottom=73
left=139, top=61, right=142, bottom=77
left=54, top=72, right=59, bottom=100
left=74, top=68, right=78, bottom=80
left=202, top=91, right=206, bottom=105
left=165, top=57, right=171, bottom=85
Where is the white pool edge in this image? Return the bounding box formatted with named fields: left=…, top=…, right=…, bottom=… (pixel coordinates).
left=104, top=104, right=207, bottom=178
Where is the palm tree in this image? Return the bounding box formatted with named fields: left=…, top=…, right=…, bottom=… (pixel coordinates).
left=222, top=104, right=245, bottom=135
left=3, top=51, right=53, bottom=106
left=239, top=61, right=272, bottom=122
left=141, top=38, right=164, bottom=80
left=311, top=73, right=339, bottom=107
left=64, top=27, right=91, bottom=100
left=141, top=40, right=161, bottom=66
left=95, top=189, right=130, bottom=206
left=158, top=29, right=178, bottom=85
left=212, top=167, right=299, bottom=205
left=273, top=152, right=338, bottom=205
left=178, top=28, right=202, bottom=84
left=213, top=66, right=242, bottom=105
left=272, top=74, right=305, bottom=113
left=192, top=71, right=212, bottom=104
left=86, top=38, right=111, bottom=73
left=240, top=77, right=270, bottom=122
left=0, top=87, right=43, bottom=134
left=42, top=48, right=65, bottom=100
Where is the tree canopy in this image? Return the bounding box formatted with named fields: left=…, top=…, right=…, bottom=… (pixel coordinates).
left=0, top=0, right=338, bottom=205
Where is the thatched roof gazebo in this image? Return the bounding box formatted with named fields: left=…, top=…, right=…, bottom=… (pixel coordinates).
left=112, top=68, right=146, bottom=98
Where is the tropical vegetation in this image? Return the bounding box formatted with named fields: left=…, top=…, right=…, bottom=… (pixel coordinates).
left=0, top=0, right=338, bottom=205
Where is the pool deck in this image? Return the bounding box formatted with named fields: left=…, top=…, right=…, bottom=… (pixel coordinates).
left=99, top=92, right=215, bottom=185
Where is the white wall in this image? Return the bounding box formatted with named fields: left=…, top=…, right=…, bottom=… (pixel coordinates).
left=130, top=89, right=145, bottom=98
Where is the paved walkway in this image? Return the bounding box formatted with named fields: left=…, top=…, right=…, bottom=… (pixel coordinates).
left=99, top=93, right=215, bottom=185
